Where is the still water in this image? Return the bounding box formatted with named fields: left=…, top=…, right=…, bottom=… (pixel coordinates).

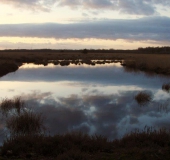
left=0, top=62, right=170, bottom=141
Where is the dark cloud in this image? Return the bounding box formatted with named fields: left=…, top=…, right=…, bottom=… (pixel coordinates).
left=26, top=91, right=170, bottom=139
left=1, top=0, right=170, bottom=15
left=0, top=17, right=169, bottom=42
left=1, top=90, right=170, bottom=144
left=59, top=0, right=170, bottom=14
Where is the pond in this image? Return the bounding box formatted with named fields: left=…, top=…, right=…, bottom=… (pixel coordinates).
left=0, top=62, right=170, bottom=142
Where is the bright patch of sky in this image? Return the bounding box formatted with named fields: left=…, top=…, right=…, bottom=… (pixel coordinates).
left=0, top=0, right=170, bottom=49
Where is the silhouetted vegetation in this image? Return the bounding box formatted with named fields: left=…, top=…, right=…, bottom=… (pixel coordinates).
left=1, top=127, right=170, bottom=159
left=0, top=61, right=18, bottom=77
left=82, top=49, right=88, bottom=54
left=0, top=97, right=44, bottom=137
left=0, top=97, right=24, bottom=116
left=135, top=91, right=152, bottom=106
left=162, top=83, right=170, bottom=93
left=0, top=98, right=170, bottom=159
left=0, top=46, right=170, bottom=77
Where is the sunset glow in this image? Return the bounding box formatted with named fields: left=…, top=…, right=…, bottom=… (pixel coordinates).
left=0, top=0, right=170, bottom=49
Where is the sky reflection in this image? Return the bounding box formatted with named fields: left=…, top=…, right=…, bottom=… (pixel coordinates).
left=19, top=90, right=170, bottom=140
left=0, top=63, right=170, bottom=143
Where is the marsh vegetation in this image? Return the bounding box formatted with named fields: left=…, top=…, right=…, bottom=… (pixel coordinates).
left=0, top=48, right=170, bottom=77
left=0, top=48, right=170, bottom=159
left=135, top=91, right=153, bottom=106
left=0, top=98, right=170, bottom=159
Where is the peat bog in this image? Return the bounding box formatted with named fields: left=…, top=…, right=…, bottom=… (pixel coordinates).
left=0, top=49, right=170, bottom=159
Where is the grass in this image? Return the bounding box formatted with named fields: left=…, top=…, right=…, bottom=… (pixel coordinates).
left=0, top=50, right=170, bottom=76
left=1, top=98, right=170, bottom=159
left=0, top=97, right=45, bottom=136
left=135, top=91, right=152, bottom=106
left=6, top=110, right=44, bottom=136
left=0, top=97, right=24, bottom=116
left=1, top=128, right=170, bottom=159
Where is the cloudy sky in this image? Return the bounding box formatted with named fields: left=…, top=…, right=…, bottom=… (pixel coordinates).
left=0, top=0, right=170, bottom=49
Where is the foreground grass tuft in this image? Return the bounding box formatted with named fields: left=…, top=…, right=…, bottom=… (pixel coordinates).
left=1, top=128, right=170, bottom=159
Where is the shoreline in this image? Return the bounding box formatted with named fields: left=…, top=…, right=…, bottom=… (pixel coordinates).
left=0, top=50, right=170, bottom=77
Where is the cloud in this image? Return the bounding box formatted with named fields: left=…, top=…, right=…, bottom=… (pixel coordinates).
left=58, top=0, right=170, bottom=15
left=0, top=0, right=170, bottom=15
left=1, top=90, right=170, bottom=144
left=0, top=0, right=57, bottom=12
left=22, top=91, right=170, bottom=138
left=0, top=16, right=169, bottom=42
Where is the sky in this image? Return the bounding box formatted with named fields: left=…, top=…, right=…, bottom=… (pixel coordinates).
left=0, top=0, right=170, bottom=49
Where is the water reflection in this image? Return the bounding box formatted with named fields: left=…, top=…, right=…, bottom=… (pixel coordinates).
left=1, top=90, right=170, bottom=143
left=0, top=63, right=170, bottom=143
left=17, top=91, right=170, bottom=139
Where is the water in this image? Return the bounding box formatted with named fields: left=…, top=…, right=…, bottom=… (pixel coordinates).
left=0, top=62, right=170, bottom=141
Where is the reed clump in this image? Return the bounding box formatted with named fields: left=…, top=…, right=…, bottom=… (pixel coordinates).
left=162, top=83, right=170, bottom=93
left=0, top=97, right=45, bottom=137
left=0, top=97, right=24, bottom=116
left=6, top=110, right=44, bottom=136
left=1, top=98, right=170, bottom=159
left=135, top=91, right=152, bottom=106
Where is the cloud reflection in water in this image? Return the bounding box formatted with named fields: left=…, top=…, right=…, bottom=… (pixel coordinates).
left=17, top=90, right=170, bottom=140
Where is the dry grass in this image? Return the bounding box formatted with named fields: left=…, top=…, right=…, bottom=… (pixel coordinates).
left=1, top=128, right=170, bottom=159
left=135, top=91, right=152, bottom=106
left=0, top=97, right=24, bottom=116
left=1, top=98, right=170, bottom=159
left=0, top=50, right=170, bottom=76
left=0, top=97, right=45, bottom=137
left=6, top=110, right=44, bottom=136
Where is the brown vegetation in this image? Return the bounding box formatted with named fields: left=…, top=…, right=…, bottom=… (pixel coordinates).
left=0, top=97, right=24, bottom=116
left=1, top=98, right=170, bottom=159
left=0, top=49, right=170, bottom=76
left=0, top=97, right=44, bottom=137
left=135, top=91, right=152, bottom=106
left=162, top=83, right=170, bottom=93
left=1, top=128, right=170, bottom=159
left=0, top=61, right=19, bottom=77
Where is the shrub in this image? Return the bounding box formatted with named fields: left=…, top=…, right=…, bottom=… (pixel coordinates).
left=6, top=110, right=44, bottom=136
left=135, top=91, right=152, bottom=106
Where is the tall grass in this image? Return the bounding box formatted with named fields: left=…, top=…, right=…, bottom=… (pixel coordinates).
left=1, top=128, right=170, bottom=159
left=6, top=110, right=44, bottom=136
left=1, top=50, right=170, bottom=76
left=0, top=97, right=44, bottom=137
left=0, top=97, right=24, bottom=116
left=1, top=97, right=170, bottom=159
